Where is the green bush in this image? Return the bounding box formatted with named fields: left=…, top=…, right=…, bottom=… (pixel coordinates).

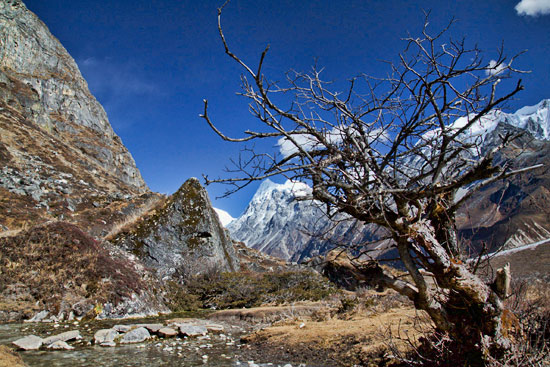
left=164, top=281, right=201, bottom=311
left=167, top=269, right=336, bottom=311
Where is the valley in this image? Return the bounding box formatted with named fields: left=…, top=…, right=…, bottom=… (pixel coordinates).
left=1, top=0, right=549, bottom=366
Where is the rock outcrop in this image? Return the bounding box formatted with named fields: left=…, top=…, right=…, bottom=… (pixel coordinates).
left=111, top=178, right=239, bottom=280
left=0, top=0, right=148, bottom=229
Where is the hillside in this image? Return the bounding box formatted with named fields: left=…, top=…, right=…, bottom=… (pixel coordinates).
left=0, top=0, right=239, bottom=322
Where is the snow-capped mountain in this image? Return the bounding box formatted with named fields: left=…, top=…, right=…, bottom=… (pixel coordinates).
left=451, top=99, right=550, bottom=142
left=227, top=180, right=323, bottom=261
left=214, top=208, right=235, bottom=227
left=227, top=180, right=381, bottom=262
left=500, top=99, right=550, bottom=140
left=228, top=99, right=550, bottom=261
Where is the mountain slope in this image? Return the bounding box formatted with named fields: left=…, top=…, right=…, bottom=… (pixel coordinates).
left=0, top=0, right=148, bottom=230
left=228, top=180, right=382, bottom=262
left=0, top=1, right=240, bottom=321
left=228, top=99, right=550, bottom=261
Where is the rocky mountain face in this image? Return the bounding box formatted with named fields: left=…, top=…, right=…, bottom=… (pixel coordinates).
left=0, top=0, right=240, bottom=322
left=228, top=100, right=550, bottom=261
left=227, top=180, right=382, bottom=262
left=458, top=119, right=550, bottom=253
left=0, top=0, right=147, bottom=229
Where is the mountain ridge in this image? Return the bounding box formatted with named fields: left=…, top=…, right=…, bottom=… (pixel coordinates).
left=228, top=98, right=550, bottom=261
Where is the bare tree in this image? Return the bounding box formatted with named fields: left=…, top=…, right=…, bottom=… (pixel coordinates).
left=202, top=2, right=541, bottom=362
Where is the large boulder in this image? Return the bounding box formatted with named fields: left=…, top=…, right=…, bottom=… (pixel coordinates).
left=112, top=178, right=239, bottom=280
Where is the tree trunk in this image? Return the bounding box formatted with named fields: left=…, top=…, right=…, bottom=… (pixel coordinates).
left=409, top=217, right=510, bottom=364
left=327, top=210, right=512, bottom=363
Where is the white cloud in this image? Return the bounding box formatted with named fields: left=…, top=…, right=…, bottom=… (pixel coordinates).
left=278, top=134, right=327, bottom=158
left=485, top=60, right=506, bottom=76
left=78, top=57, right=158, bottom=97
left=515, top=0, right=550, bottom=16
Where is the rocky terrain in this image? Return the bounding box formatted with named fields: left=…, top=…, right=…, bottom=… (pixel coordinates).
left=0, top=0, right=167, bottom=247
left=109, top=178, right=239, bottom=281
left=0, top=0, right=149, bottom=230
left=228, top=100, right=550, bottom=263
left=0, top=0, right=240, bottom=323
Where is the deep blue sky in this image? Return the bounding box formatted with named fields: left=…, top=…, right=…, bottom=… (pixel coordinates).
left=24, top=0, right=550, bottom=217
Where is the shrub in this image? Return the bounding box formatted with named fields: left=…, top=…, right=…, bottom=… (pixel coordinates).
left=0, top=222, right=145, bottom=315
left=167, top=269, right=336, bottom=311
left=384, top=280, right=550, bottom=366
left=163, top=281, right=201, bottom=311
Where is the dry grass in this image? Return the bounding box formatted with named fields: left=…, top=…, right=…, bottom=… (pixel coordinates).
left=239, top=289, right=420, bottom=366
left=0, top=220, right=31, bottom=238
left=494, top=281, right=550, bottom=366
left=383, top=281, right=550, bottom=367
left=0, top=228, right=23, bottom=238
left=103, top=194, right=164, bottom=241
left=0, top=221, right=146, bottom=320
left=0, top=346, right=26, bottom=367
left=211, top=302, right=328, bottom=323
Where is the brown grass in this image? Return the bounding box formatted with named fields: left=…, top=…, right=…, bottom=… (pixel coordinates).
left=0, top=228, right=23, bottom=238
left=0, top=346, right=26, bottom=367
left=0, top=221, right=145, bottom=319
left=239, top=290, right=421, bottom=366
left=103, top=194, right=165, bottom=241
left=210, top=303, right=327, bottom=323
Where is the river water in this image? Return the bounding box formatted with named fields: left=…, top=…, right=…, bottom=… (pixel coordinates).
left=0, top=313, right=302, bottom=367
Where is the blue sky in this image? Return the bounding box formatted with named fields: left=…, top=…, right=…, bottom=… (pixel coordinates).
left=24, top=0, right=550, bottom=217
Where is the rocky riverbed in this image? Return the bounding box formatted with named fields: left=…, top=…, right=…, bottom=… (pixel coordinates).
left=0, top=311, right=315, bottom=367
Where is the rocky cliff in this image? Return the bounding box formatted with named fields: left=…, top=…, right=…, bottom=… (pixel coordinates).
left=0, top=0, right=148, bottom=230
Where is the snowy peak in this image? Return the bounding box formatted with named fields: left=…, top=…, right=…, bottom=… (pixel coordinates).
left=227, top=179, right=374, bottom=262
left=214, top=208, right=235, bottom=227
left=253, top=179, right=312, bottom=201
left=227, top=180, right=320, bottom=260
left=508, top=99, right=550, bottom=140
left=457, top=99, right=550, bottom=142
left=228, top=99, right=550, bottom=262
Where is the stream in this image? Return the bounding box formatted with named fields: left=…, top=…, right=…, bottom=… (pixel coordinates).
left=0, top=312, right=303, bottom=367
